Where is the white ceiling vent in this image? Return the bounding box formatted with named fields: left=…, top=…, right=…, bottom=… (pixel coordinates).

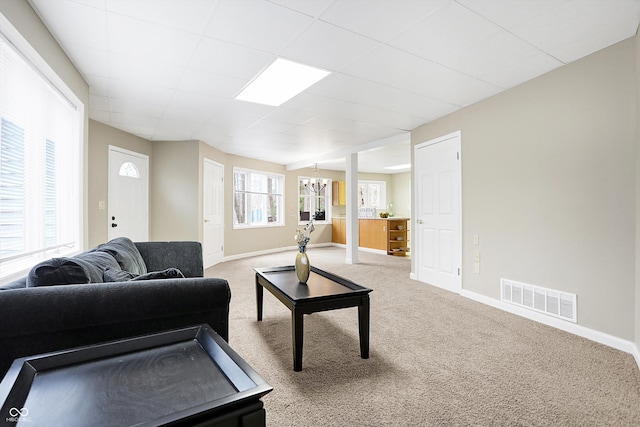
left=501, top=278, right=577, bottom=323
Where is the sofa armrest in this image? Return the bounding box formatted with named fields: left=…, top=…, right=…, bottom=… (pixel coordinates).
left=0, top=277, right=230, bottom=380
left=135, top=241, right=204, bottom=277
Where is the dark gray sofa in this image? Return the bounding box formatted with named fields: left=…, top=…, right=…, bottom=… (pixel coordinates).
left=0, top=238, right=230, bottom=380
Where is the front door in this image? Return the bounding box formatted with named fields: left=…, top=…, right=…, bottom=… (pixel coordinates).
left=414, top=131, right=461, bottom=293
left=108, top=146, right=149, bottom=242
left=203, top=159, right=224, bottom=268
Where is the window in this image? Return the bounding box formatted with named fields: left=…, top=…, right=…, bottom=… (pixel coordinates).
left=298, top=176, right=331, bottom=224
left=233, top=168, right=284, bottom=228
left=358, top=181, right=387, bottom=209
left=0, top=32, right=82, bottom=279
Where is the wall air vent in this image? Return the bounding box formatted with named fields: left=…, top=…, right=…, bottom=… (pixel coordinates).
left=500, top=278, right=577, bottom=323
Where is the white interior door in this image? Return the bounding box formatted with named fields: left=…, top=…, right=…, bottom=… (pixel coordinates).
left=108, top=146, right=149, bottom=242
left=203, top=159, right=224, bottom=268
left=414, top=132, right=461, bottom=293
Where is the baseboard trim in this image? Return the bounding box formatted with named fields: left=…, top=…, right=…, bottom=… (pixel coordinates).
left=461, top=289, right=640, bottom=370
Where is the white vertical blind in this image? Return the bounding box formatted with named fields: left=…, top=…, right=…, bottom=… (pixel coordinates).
left=0, top=34, right=81, bottom=279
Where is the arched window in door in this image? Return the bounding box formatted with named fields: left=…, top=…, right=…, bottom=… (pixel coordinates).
left=118, top=161, right=140, bottom=178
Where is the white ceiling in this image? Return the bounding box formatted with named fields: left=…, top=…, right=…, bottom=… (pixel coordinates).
left=28, top=0, right=640, bottom=173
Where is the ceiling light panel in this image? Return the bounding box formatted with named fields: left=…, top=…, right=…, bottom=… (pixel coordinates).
left=236, top=58, right=331, bottom=106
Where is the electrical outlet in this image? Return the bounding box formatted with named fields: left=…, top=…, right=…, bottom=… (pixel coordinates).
left=474, top=251, right=480, bottom=262
left=98, top=200, right=106, bottom=210
left=474, top=262, right=480, bottom=274
left=473, top=234, right=479, bottom=245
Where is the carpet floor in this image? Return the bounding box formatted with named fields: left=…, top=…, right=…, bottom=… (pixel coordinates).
left=206, top=247, right=640, bottom=426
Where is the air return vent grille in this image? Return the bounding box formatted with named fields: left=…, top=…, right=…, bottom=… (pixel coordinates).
left=500, top=278, right=577, bottom=323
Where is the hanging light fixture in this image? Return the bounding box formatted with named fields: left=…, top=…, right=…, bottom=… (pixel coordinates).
left=303, top=163, right=327, bottom=193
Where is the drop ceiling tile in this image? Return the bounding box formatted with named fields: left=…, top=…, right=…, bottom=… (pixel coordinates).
left=106, top=0, right=218, bottom=34
left=545, top=17, right=640, bottom=64
left=59, top=43, right=109, bottom=79
left=106, top=13, right=201, bottom=65
left=188, top=37, right=275, bottom=80
left=31, top=0, right=108, bottom=49
left=282, top=20, right=380, bottom=71
left=319, top=0, right=446, bottom=42
left=267, top=0, right=334, bottom=18
left=457, top=0, right=568, bottom=29
left=510, top=0, right=640, bottom=63
left=205, top=0, right=313, bottom=54
left=176, top=68, right=246, bottom=99
left=343, top=45, right=476, bottom=105
left=388, top=1, right=502, bottom=62
left=162, top=91, right=228, bottom=123
left=442, top=31, right=563, bottom=88
left=262, top=107, right=319, bottom=126
left=248, top=119, right=296, bottom=134
left=308, top=72, right=456, bottom=120
left=107, top=52, right=184, bottom=88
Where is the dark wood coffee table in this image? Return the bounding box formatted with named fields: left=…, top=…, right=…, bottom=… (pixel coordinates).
left=254, top=265, right=372, bottom=371
left=0, top=325, right=272, bottom=426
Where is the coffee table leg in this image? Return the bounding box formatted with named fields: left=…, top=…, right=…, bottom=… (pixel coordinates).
left=255, top=276, right=263, bottom=321
left=292, top=310, right=304, bottom=371
left=358, top=295, right=370, bottom=359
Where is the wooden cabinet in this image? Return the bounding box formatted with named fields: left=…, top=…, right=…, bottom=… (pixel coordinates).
left=331, top=217, right=346, bottom=244
left=386, top=218, right=409, bottom=256
left=359, top=219, right=387, bottom=251
left=332, top=181, right=346, bottom=206
left=332, top=217, right=410, bottom=256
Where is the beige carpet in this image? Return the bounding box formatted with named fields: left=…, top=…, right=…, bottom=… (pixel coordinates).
left=206, top=247, right=640, bottom=426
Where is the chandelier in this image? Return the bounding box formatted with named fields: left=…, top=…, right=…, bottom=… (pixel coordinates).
left=303, top=163, right=327, bottom=193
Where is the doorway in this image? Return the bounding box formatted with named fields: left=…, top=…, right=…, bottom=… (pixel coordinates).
left=108, top=146, right=149, bottom=242
left=413, top=131, right=462, bottom=293
left=203, top=158, right=224, bottom=268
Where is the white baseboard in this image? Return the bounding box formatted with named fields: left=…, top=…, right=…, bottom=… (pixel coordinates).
left=461, top=289, right=640, bottom=370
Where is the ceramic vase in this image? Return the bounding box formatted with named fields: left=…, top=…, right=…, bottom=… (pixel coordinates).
left=295, top=247, right=310, bottom=284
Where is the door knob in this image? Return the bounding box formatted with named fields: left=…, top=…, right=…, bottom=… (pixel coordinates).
left=417, top=219, right=424, bottom=224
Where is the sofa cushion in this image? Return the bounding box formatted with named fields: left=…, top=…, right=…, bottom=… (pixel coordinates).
left=96, top=237, right=147, bottom=275
left=27, top=258, right=90, bottom=287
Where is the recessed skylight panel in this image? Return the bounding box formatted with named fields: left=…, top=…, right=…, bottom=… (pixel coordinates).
left=235, top=58, right=331, bottom=107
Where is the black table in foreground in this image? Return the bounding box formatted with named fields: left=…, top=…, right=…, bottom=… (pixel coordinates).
left=0, top=325, right=272, bottom=427
left=254, top=265, right=372, bottom=371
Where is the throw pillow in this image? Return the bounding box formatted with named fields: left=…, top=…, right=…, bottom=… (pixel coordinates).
left=96, top=237, right=147, bottom=275
left=131, top=268, right=185, bottom=281
left=27, top=258, right=90, bottom=287
left=103, top=267, right=138, bottom=282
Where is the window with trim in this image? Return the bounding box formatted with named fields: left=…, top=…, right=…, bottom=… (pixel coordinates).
left=0, top=33, right=82, bottom=280
left=233, top=168, right=284, bottom=228
left=358, top=180, right=387, bottom=209
left=298, top=177, right=331, bottom=224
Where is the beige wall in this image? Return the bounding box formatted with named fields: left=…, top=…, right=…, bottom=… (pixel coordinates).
left=390, top=172, right=411, bottom=218
left=635, top=30, right=640, bottom=357
left=88, top=120, right=152, bottom=246
left=149, top=140, right=200, bottom=241
left=0, top=1, right=90, bottom=246
left=412, top=38, right=636, bottom=341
